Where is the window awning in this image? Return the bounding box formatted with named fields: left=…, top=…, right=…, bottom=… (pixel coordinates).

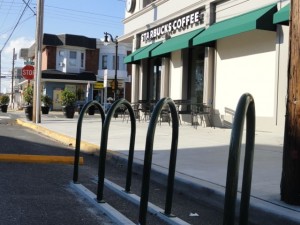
left=273, top=3, right=290, bottom=25
left=124, top=42, right=162, bottom=64
left=124, top=45, right=150, bottom=64
left=193, top=4, right=277, bottom=46
left=133, top=42, right=162, bottom=61
left=151, top=28, right=205, bottom=57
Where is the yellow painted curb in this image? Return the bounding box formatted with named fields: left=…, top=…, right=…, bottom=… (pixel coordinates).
left=0, top=154, right=84, bottom=165
left=15, top=119, right=99, bottom=154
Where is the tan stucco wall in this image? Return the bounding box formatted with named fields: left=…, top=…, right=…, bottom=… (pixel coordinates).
left=214, top=29, right=285, bottom=132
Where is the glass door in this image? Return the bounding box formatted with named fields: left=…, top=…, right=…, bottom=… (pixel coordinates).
left=190, top=47, right=204, bottom=104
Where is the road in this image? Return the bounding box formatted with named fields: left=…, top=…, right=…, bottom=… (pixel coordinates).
left=0, top=115, right=113, bottom=225
left=0, top=114, right=235, bottom=225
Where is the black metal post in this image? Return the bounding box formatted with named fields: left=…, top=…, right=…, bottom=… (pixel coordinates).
left=104, top=32, right=118, bottom=100
left=223, top=93, right=256, bottom=225
left=114, top=41, right=118, bottom=100
left=96, top=98, right=136, bottom=202
left=138, top=97, right=179, bottom=225
left=73, top=100, right=105, bottom=183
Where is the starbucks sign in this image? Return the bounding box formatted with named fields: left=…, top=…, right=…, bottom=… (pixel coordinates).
left=141, top=9, right=205, bottom=42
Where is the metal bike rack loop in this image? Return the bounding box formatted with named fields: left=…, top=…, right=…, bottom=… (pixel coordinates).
left=223, top=93, right=256, bottom=225
left=138, top=97, right=179, bottom=225
left=73, top=100, right=105, bottom=183
left=96, top=98, right=136, bottom=202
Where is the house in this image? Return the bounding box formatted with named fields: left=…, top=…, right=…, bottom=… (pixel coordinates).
left=19, top=33, right=132, bottom=110
left=96, top=38, right=132, bottom=104
left=120, top=0, right=290, bottom=133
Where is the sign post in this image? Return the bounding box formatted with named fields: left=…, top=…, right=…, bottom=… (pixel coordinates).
left=104, top=72, right=107, bottom=106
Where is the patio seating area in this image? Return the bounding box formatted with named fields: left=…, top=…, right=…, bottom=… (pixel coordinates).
left=117, top=99, right=213, bottom=128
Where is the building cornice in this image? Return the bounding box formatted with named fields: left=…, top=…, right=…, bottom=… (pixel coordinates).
left=120, top=0, right=209, bottom=42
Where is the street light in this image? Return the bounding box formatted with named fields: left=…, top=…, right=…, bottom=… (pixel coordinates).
left=104, top=32, right=118, bottom=100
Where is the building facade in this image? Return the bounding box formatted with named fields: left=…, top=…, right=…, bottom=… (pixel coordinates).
left=96, top=40, right=132, bottom=104
left=121, top=0, right=290, bottom=133
left=19, top=33, right=132, bottom=110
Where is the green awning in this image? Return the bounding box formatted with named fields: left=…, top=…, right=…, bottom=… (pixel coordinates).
left=151, top=28, right=205, bottom=57
left=273, top=3, right=290, bottom=25
left=124, top=42, right=162, bottom=63
left=193, top=4, right=277, bottom=46
left=133, top=42, right=162, bottom=61
left=124, top=45, right=151, bottom=64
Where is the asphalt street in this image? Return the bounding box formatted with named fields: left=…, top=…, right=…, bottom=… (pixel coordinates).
left=0, top=116, right=114, bottom=225
left=0, top=114, right=225, bottom=225
left=1, top=110, right=300, bottom=225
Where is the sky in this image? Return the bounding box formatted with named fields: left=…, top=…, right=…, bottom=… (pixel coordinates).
left=0, top=0, right=126, bottom=93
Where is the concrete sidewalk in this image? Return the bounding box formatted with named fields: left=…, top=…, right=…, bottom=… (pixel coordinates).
left=9, top=110, right=300, bottom=224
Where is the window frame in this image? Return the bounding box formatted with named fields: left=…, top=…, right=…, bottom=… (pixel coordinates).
left=102, top=55, right=108, bottom=69
left=69, top=51, right=77, bottom=66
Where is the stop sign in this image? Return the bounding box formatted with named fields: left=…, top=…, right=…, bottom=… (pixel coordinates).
left=22, top=65, right=35, bottom=80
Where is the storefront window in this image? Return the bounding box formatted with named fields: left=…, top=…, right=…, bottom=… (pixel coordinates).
left=149, top=58, right=161, bottom=101
left=190, top=47, right=204, bottom=103
left=76, top=85, right=85, bottom=101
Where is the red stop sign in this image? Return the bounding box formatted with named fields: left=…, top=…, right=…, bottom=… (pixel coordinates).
left=22, top=65, right=35, bottom=80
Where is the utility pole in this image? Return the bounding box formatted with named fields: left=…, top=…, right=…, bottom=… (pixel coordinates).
left=0, top=51, right=2, bottom=94
left=11, top=48, right=16, bottom=109
left=104, top=32, right=119, bottom=100
left=32, top=0, right=44, bottom=123
left=281, top=0, right=300, bottom=205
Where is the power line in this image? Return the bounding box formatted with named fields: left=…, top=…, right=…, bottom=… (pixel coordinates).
left=0, top=1, right=124, bottom=39
left=42, top=5, right=123, bottom=28
left=43, top=4, right=124, bottom=19
left=0, top=0, right=15, bottom=30
left=0, top=15, right=35, bottom=36
left=22, top=0, right=35, bottom=15
left=0, top=0, right=32, bottom=52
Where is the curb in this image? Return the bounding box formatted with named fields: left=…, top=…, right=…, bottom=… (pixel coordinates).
left=0, top=154, right=84, bottom=165
left=107, top=151, right=300, bottom=225
left=16, top=119, right=99, bottom=154
left=15, top=118, right=300, bottom=225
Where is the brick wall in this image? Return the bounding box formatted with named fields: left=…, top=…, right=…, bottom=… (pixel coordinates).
left=43, top=46, right=56, bottom=70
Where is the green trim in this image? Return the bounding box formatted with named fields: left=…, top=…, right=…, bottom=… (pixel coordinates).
left=151, top=28, right=205, bottom=57
left=124, top=45, right=151, bottom=64
left=124, top=42, right=162, bottom=63
left=273, top=3, right=290, bottom=25
left=133, top=42, right=162, bottom=61
left=193, top=4, right=277, bottom=46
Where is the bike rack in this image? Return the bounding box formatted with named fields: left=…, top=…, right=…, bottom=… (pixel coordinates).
left=96, top=98, right=136, bottom=202
left=71, top=95, right=256, bottom=225
left=73, top=100, right=105, bottom=183
left=138, top=97, right=179, bottom=225
left=223, top=93, right=256, bottom=225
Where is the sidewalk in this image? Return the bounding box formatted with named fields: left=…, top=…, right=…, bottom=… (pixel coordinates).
left=11, top=110, right=300, bottom=224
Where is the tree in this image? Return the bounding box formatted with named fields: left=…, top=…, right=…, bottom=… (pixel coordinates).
left=281, top=0, right=300, bottom=205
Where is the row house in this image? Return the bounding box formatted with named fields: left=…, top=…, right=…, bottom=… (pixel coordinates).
left=19, top=33, right=132, bottom=110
